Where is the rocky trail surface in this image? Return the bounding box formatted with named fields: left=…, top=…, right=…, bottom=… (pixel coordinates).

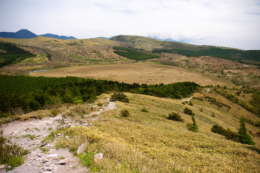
left=0, top=99, right=116, bottom=173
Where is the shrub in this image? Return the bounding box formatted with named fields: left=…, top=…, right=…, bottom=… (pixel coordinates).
left=211, top=113, right=215, bottom=117
left=120, top=109, right=130, bottom=117
left=188, top=114, right=198, bottom=132
left=225, top=128, right=239, bottom=141
left=199, top=108, right=203, bottom=112
left=110, top=92, right=129, bottom=103
left=211, top=124, right=226, bottom=135
left=167, top=112, right=184, bottom=122
left=184, top=108, right=193, bottom=115
left=211, top=124, right=238, bottom=141
left=238, top=117, right=255, bottom=145
left=141, top=108, right=149, bottom=112
left=0, top=130, right=27, bottom=170
left=73, top=97, right=83, bottom=105
left=51, top=109, right=59, bottom=116
left=189, top=101, right=193, bottom=106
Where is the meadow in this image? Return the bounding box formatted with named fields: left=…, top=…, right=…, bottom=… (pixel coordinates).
left=29, top=62, right=234, bottom=87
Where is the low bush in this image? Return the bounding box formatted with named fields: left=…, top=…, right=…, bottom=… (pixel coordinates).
left=211, top=124, right=238, bottom=141
left=184, top=108, right=193, bottom=115
left=120, top=109, right=130, bottom=117
left=51, top=109, right=59, bottom=116
left=110, top=92, right=129, bottom=103
left=0, top=130, right=28, bottom=170
left=167, top=112, right=184, bottom=122
left=141, top=108, right=149, bottom=112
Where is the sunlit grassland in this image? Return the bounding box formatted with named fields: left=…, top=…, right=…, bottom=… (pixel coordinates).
left=68, top=54, right=97, bottom=62
left=20, top=53, right=48, bottom=64
left=55, top=93, right=260, bottom=173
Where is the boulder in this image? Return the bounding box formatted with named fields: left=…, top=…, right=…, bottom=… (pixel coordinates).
left=94, top=153, right=103, bottom=161
left=77, top=144, right=85, bottom=155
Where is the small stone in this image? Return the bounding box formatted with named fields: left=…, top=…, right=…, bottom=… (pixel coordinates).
left=58, top=133, right=61, bottom=136
left=43, top=166, right=53, bottom=171
left=46, top=154, right=58, bottom=160
left=58, top=158, right=68, bottom=165
left=37, top=154, right=43, bottom=157
left=41, top=142, right=47, bottom=147
left=42, top=158, right=48, bottom=163
left=77, top=144, right=85, bottom=155
left=0, top=165, right=6, bottom=169
left=65, top=136, right=69, bottom=139
left=94, top=153, right=103, bottom=161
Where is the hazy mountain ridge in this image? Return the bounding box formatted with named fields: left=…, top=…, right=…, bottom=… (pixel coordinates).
left=0, top=29, right=76, bottom=40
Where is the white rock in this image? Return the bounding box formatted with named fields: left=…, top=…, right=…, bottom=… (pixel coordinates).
left=43, top=166, right=53, bottom=171
left=46, top=154, right=58, bottom=160
left=94, top=153, right=103, bottom=161
left=0, top=165, right=6, bottom=169
left=42, top=158, right=48, bottom=163
left=58, top=158, right=68, bottom=165
left=77, top=144, right=85, bottom=155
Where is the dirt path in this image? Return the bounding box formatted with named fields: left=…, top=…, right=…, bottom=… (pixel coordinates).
left=0, top=99, right=116, bottom=173
left=181, top=96, right=193, bottom=102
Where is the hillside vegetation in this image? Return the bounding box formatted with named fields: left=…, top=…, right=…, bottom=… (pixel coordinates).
left=0, top=42, right=35, bottom=68
left=153, top=48, right=260, bottom=62
left=0, top=74, right=199, bottom=119
left=113, top=46, right=159, bottom=60
left=52, top=92, right=260, bottom=172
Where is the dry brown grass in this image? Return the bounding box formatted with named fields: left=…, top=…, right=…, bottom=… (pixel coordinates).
left=29, top=62, right=233, bottom=86
left=56, top=92, right=260, bottom=173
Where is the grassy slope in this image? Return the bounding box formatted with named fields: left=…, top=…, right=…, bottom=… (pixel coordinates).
left=110, top=35, right=209, bottom=51
left=55, top=92, right=260, bottom=173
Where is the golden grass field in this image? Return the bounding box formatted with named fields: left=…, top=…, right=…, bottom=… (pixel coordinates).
left=54, top=92, right=260, bottom=173
left=29, top=62, right=234, bottom=87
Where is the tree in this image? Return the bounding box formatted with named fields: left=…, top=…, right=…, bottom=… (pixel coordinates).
left=238, top=117, right=255, bottom=145
left=188, top=114, right=198, bottom=132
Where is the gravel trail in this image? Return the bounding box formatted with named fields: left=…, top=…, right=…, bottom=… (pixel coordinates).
left=0, top=99, right=116, bottom=173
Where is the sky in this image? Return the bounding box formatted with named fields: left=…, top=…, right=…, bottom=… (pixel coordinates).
left=0, top=0, right=260, bottom=50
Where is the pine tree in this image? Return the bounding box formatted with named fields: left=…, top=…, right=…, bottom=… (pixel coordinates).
left=238, top=117, right=255, bottom=145
left=189, top=114, right=199, bottom=132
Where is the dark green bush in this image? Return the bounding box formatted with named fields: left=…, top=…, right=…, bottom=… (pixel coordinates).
left=211, top=124, right=239, bottom=141
left=167, top=112, right=184, bottom=122
left=110, top=92, right=129, bottom=103
left=238, top=117, right=255, bottom=145
left=189, top=101, right=193, bottom=106
left=188, top=114, right=198, bottom=132
left=141, top=108, right=149, bottom=112
left=120, top=109, right=130, bottom=117
left=184, top=108, right=193, bottom=115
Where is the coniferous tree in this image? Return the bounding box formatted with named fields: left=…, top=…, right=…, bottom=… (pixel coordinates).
left=238, top=117, right=255, bottom=145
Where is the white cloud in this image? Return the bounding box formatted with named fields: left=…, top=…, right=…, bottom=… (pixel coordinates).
left=0, top=0, right=260, bottom=49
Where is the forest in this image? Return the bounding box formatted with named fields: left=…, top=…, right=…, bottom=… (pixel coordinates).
left=113, top=46, right=159, bottom=60
left=152, top=48, right=260, bottom=63
left=0, top=42, right=35, bottom=68
left=0, top=75, right=199, bottom=118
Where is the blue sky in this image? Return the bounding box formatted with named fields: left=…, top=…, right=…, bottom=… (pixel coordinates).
left=0, top=0, right=260, bottom=50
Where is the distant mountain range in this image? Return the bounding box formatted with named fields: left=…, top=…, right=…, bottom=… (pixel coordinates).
left=0, top=29, right=76, bottom=40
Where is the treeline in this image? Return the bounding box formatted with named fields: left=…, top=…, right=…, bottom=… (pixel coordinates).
left=0, top=75, right=200, bottom=117
left=0, top=42, right=35, bottom=68
left=113, top=46, right=159, bottom=60
left=152, top=48, right=260, bottom=63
